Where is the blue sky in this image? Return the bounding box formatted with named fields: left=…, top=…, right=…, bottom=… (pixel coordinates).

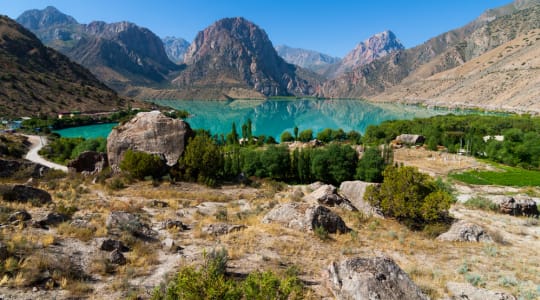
left=2, top=0, right=513, bottom=57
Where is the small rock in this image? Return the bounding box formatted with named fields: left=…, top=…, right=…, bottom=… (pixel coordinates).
left=150, top=200, right=169, bottom=208
left=304, top=184, right=357, bottom=211
left=0, top=241, right=8, bottom=260
left=437, top=220, right=492, bottom=242
left=202, top=223, right=246, bottom=236
left=100, top=239, right=130, bottom=252
left=69, top=218, right=96, bottom=230
left=162, top=219, right=189, bottom=231
left=446, top=282, right=516, bottom=300
left=327, top=256, right=428, bottom=300
left=109, top=249, right=126, bottom=265
left=39, top=212, right=70, bottom=226
left=7, top=210, right=32, bottom=223
left=162, top=238, right=183, bottom=253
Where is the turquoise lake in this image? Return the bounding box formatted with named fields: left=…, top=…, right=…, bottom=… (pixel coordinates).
left=54, top=123, right=117, bottom=139
left=55, top=99, right=471, bottom=140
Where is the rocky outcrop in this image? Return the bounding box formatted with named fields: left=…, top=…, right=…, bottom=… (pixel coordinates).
left=395, top=134, right=425, bottom=145
left=161, top=219, right=189, bottom=231
left=67, top=151, right=108, bottom=174
left=106, top=111, right=193, bottom=170
left=2, top=185, right=52, bottom=205
left=437, top=220, right=492, bottom=242
left=7, top=210, right=32, bottom=223
left=38, top=212, right=71, bottom=227
left=327, top=256, right=428, bottom=300
left=304, top=184, right=356, bottom=211
left=495, top=196, right=539, bottom=217
left=262, top=203, right=349, bottom=233
left=446, top=282, right=517, bottom=300
left=172, top=17, right=320, bottom=99
left=105, top=211, right=157, bottom=239
left=339, top=181, right=382, bottom=217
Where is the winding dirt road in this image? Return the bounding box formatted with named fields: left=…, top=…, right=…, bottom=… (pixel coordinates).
left=23, top=135, right=68, bottom=172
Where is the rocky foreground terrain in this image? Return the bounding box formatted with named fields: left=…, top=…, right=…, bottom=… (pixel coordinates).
left=0, top=141, right=538, bottom=299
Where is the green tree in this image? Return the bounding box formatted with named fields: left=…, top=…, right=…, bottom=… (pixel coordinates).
left=293, top=126, right=299, bottom=141
left=347, top=130, right=362, bottom=145
left=311, top=144, right=357, bottom=184
left=180, top=135, right=224, bottom=185
left=259, top=145, right=291, bottom=181
left=280, top=131, right=294, bottom=142
left=298, top=129, right=313, bottom=142
left=316, top=128, right=333, bottom=143
left=356, top=147, right=386, bottom=182
left=120, top=149, right=166, bottom=180
left=226, top=122, right=239, bottom=145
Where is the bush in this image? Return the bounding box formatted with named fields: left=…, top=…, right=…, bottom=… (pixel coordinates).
left=356, top=147, right=387, bottom=183
left=119, top=150, right=166, bottom=180
left=310, top=144, right=358, bottom=185
left=365, top=165, right=453, bottom=230
left=463, top=196, right=499, bottom=212
left=152, top=249, right=303, bottom=300
left=297, top=129, right=313, bottom=143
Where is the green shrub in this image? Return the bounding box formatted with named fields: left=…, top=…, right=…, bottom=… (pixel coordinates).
left=179, top=135, right=223, bottom=185
left=152, top=249, right=303, bottom=300
left=297, top=129, right=313, bottom=142
left=464, top=196, right=499, bottom=212
left=365, top=165, right=453, bottom=230
left=280, top=131, right=294, bottom=142
left=120, top=149, right=166, bottom=180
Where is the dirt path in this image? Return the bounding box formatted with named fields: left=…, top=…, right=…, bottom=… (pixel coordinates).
left=23, top=134, right=68, bottom=172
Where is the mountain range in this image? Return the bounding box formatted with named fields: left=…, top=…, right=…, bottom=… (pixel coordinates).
left=0, top=15, right=128, bottom=117
left=5, top=0, right=540, bottom=114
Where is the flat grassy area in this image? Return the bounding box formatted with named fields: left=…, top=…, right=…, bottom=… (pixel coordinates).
left=449, top=164, right=540, bottom=187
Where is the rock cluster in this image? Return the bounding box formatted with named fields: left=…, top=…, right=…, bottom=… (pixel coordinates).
left=496, top=196, right=539, bottom=217
left=106, top=111, right=193, bottom=171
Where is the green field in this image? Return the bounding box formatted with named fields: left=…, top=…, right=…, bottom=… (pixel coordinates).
left=450, top=164, right=540, bottom=187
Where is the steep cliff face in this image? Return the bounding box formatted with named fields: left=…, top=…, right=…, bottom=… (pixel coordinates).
left=172, top=17, right=320, bottom=99
left=17, top=6, right=180, bottom=93
left=0, top=15, right=126, bottom=117
left=162, top=36, right=190, bottom=64
left=320, top=1, right=540, bottom=99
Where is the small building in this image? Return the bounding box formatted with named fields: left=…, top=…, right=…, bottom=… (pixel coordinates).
left=395, top=134, right=425, bottom=145
left=483, top=135, right=504, bottom=142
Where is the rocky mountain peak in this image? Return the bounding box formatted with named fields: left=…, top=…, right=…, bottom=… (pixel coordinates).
left=184, top=17, right=273, bottom=65
left=174, top=17, right=319, bottom=98
left=16, top=6, right=78, bottom=31
left=162, top=36, right=190, bottom=63
left=340, top=30, right=404, bottom=72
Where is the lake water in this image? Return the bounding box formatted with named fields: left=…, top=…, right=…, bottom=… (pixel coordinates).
left=55, top=99, right=468, bottom=140
left=54, top=123, right=117, bottom=139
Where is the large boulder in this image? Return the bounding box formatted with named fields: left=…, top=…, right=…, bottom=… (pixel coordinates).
left=446, top=282, right=516, bottom=300
left=327, top=256, right=428, bottom=300
left=0, top=159, right=48, bottom=178
left=436, top=220, right=492, bottom=242
left=262, top=203, right=349, bottom=233
left=304, top=184, right=356, bottom=211
left=2, top=185, right=52, bottom=205
left=495, top=196, right=539, bottom=217
left=67, top=151, right=108, bottom=174
left=107, top=111, right=193, bottom=170
left=339, top=181, right=382, bottom=217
